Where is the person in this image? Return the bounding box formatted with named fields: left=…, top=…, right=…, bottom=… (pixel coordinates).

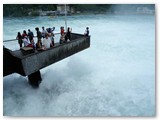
left=48, top=32, right=55, bottom=47
left=46, top=28, right=52, bottom=33
left=30, top=38, right=36, bottom=50
left=41, top=26, right=47, bottom=38
left=42, top=34, right=54, bottom=49
left=59, top=34, right=65, bottom=44
left=22, top=30, right=28, bottom=39
left=84, top=27, right=89, bottom=36
left=65, top=27, right=72, bottom=42
left=16, top=32, right=23, bottom=48
left=23, top=36, right=33, bottom=47
left=35, top=27, right=42, bottom=42
left=52, top=27, right=55, bottom=32
left=36, top=39, right=45, bottom=51
left=28, top=29, right=34, bottom=42
left=60, top=27, right=65, bottom=35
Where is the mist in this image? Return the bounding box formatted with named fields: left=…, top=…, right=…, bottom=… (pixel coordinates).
left=109, top=4, right=155, bottom=14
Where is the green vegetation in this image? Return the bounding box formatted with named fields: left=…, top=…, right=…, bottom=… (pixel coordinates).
left=3, top=4, right=57, bottom=17
left=3, top=4, right=112, bottom=17
left=3, top=4, right=154, bottom=17
left=70, top=4, right=111, bottom=12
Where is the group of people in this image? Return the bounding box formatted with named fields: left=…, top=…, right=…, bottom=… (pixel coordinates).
left=16, top=29, right=34, bottom=48
left=59, top=26, right=89, bottom=44
left=35, top=27, right=55, bottom=51
left=59, top=27, right=72, bottom=44
left=16, top=26, right=89, bottom=51
left=16, top=27, right=55, bottom=50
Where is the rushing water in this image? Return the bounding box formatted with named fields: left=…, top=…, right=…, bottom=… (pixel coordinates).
left=3, top=14, right=155, bottom=116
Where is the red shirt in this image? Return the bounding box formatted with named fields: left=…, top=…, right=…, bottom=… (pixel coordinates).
left=61, top=29, right=64, bottom=35
left=22, top=33, right=27, bottom=39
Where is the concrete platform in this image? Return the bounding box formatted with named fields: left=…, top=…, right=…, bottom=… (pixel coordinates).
left=3, top=33, right=90, bottom=77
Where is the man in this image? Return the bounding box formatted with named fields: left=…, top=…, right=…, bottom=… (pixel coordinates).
left=41, top=26, right=47, bottom=38
left=84, top=27, right=89, bottom=36
left=35, top=27, right=42, bottom=41
left=28, top=29, right=34, bottom=42
left=42, top=34, right=53, bottom=49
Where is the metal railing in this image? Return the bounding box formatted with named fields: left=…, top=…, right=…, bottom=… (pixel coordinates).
left=3, top=32, right=61, bottom=43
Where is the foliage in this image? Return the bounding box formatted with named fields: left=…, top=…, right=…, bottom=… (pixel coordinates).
left=3, top=4, right=57, bottom=17
left=3, top=4, right=112, bottom=17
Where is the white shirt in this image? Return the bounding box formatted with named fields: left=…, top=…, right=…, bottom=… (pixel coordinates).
left=42, top=37, right=51, bottom=49
left=23, top=37, right=31, bottom=47
left=42, top=29, right=47, bottom=36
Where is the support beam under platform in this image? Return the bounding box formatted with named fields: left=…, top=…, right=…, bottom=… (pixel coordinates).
left=28, top=71, right=42, bottom=88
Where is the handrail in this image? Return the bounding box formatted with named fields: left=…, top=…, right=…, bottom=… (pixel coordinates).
left=3, top=32, right=61, bottom=43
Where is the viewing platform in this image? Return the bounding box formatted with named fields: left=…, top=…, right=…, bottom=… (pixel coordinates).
left=3, top=33, right=90, bottom=87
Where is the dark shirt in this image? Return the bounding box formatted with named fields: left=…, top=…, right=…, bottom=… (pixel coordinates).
left=85, top=30, right=89, bottom=36
left=28, top=31, right=34, bottom=37
left=28, top=31, right=34, bottom=41
left=37, top=31, right=42, bottom=39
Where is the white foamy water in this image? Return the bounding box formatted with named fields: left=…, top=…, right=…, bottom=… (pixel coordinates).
left=3, top=14, right=155, bottom=116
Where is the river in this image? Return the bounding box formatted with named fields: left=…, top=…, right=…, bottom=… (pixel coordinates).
left=3, top=14, right=155, bottom=116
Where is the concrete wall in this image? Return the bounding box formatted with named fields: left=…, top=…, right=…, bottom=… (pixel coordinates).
left=22, top=36, right=90, bottom=75
left=4, top=33, right=90, bottom=76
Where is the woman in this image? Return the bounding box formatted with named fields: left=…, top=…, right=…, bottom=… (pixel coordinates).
left=22, top=30, right=27, bottom=39
left=16, top=32, right=23, bottom=48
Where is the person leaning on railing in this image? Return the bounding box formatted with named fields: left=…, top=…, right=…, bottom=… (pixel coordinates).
left=16, top=32, right=23, bottom=48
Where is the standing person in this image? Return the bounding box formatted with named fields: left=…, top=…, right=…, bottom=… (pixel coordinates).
left=49, top=32, right=55, bottom=47
left=35, top=27, right=42, bottom=41
left=60, top=26, right=65, bottom=35
left=59, top=34, right=65, bottom=44
left=41, top=26, right=47, bottom=38
left=65, top=27, right=72, bottom=42
left=16, top=32, right=23, bottom=48
left=46, top=28, right=52, bottom=34
left=51, top=27, right=55, bottom=46
left=84, top=27, right=89, bottom=36
left=28, top=29, right=34, bottom=42
left=42, top=34, right=54, bottom=49
left=22, top=30, right=28, bottom=39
